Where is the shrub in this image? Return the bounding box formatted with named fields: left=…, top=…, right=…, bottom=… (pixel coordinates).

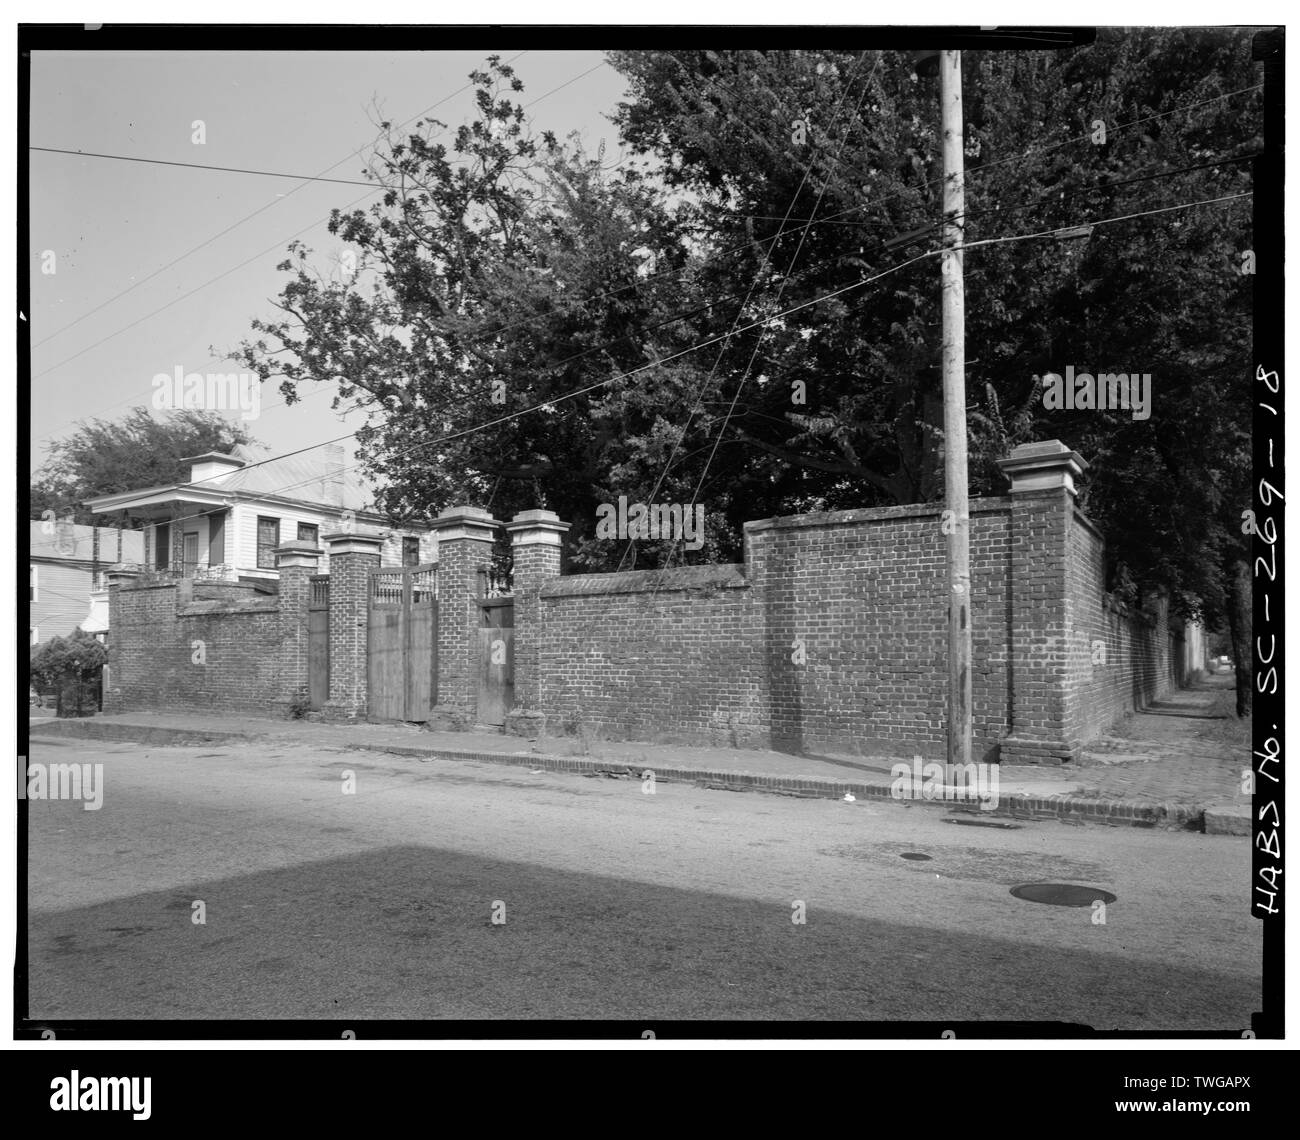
left=29, top=631, right=107, bottom=718
left=287, top=686, right=312, bottom=720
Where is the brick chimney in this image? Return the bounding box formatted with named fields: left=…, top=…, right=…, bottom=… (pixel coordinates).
left=322, top=444, right=346, bottom=507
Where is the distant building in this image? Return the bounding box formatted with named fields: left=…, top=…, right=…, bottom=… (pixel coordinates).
left=29, top=520, right=144, bottom=644
left=82, top=443, right=436, bottom=584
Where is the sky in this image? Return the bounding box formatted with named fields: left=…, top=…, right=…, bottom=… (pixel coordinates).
left=28, top=49, right=631, bottom=478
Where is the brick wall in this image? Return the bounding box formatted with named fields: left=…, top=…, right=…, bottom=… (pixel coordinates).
left=103, top=443, right=1200, bottom=763
left=105, top=580, right=288, bottom=716
left=746, top=500, right=1014, bottom=760
left=529, top=502, right=1013, bottom=758
left=535, top=564, right=765, bottom=746
left=1065, top=510, right=1184, bottom=745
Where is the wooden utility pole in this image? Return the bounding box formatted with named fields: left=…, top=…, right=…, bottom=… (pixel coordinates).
left=939, top=50, right=972, bottom=779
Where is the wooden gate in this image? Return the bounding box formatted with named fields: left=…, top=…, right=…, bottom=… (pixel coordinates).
left=476, top=599, right=514, bottom=727
left=307, top=575, right=330, bottom=710
left=367, top=565, right=438, bottom=722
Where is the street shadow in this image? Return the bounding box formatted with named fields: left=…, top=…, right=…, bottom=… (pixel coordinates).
left=25, top=844, right=1259, bottom=1030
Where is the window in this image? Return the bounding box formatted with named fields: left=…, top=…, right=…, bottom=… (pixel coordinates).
left=29, top=565, right=37, bottom=602
left=30, top=627, right=38, bottom=646
left=297, top=522, right=319, bottom=545
left=402, top=536, right=421, bottom=566
left=256, top=516, right=281, bottom=569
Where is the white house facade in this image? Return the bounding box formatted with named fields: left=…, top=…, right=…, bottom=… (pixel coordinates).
left=84, top=444, right=438, bottom=583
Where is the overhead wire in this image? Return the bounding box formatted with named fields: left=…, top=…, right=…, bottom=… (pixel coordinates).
left=85, top=184, right=1253, bottom=541
left=30, top=51, right=613, bottom=388
left=31, top=50, right=531, bottom=351
left=36, top=61, right=1261, bottom=548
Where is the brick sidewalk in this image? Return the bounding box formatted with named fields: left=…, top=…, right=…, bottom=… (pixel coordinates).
left=29, top=681, right=1249, bottom=832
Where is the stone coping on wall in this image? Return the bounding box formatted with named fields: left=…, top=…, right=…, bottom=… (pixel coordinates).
left=539, top=563, right=749, bottom=599
left=743, top=496, right=1013, bottom=534
left=176, top=599, right=280, bottom=616
left=1071, top=507, right=1109, bottom=543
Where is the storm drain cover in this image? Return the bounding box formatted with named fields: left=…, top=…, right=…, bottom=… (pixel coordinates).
left=1010, top=883, right=1117, bottom=907
left=899, top=852, right=933, bottom=862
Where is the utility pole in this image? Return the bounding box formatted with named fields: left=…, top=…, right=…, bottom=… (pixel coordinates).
left=939, top=49, right=972, bottom=781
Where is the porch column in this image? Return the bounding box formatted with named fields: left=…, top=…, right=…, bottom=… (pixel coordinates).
left=427, top=506, right=504, bottom=726
left=506, top=509, right=569, bottom=728
left=997, top=440, right=1088, bottom=765
left=321, top=531, right=383, bottom=720
left=275, top=541, right=322, bottom=714
left=171, top=502, right=187, bottom=573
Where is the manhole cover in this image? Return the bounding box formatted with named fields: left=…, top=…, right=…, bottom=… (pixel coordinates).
left=1010, top=883, right=1117, bottom=907
left=900, top=852, right=933, bottom=861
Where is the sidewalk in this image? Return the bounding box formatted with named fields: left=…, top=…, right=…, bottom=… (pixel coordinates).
left=29, top=676, right=1249, bottom=833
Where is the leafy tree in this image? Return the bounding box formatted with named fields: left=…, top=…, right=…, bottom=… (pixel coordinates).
left=237, top=55, right=718, bottom=571
left=610, top=34, right=1257, bottom=709
left=29, top=630, right=108, bottom=718
left=31, top=408, right=257, bottom=525
left=236, top=40, right=1260, bottom=712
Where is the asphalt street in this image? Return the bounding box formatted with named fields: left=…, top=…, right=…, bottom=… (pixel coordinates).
left=25, top=737, right=1261, bottom=1029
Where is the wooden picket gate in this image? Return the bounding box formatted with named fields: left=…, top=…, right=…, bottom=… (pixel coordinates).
left=367, top=565, right=438, bottom=722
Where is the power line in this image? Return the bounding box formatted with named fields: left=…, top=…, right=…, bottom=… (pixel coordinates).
left=651, top=56, right=876, bottom=504
left=688, top=55, right=883, bottom=517
left=309, top=136, right=1258, bottom=386
left=734, top=150, right=1259, bottom=230
left=111, top=249, right=941, bottom=538
left=36, top=231, right=829, bottom=471
left=32, top=52, right=530, bottom=351
left=38, top=60, right=1260, bottom=523
left=950, top=191, right=1252, bottom=252
left=678, top=79, right=1263, bottom=235
left=30, top=54, right=614, bottom=400
left=522, top=59, right=609, bottom=107
left=870, top=150, right=1259, bottom=254
left=279, top=51, right=1242, bottom=400
left=34, top=66, right=1258, bottom=438
left=493, top=74, right=1261, bottom=357
left=606, top=50, right=879, bottom=585
left=102, top=183, right=1253, bottom=540
left=31, top=187, right=380, bottom=381
left=31, top=147, right=380, bottom=188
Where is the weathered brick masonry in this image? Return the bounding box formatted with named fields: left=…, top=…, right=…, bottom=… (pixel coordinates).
left=529, top=562, right=765, bottom=746
left=104, top=440, right=1200, bottom=763
left=1065, top=509, right=1192, bottom=746
left=518, top=502, right=1011, bottom=759
left=104, top=573, right=288, bottom=717
left=516, top=439, right=1197, bottom=763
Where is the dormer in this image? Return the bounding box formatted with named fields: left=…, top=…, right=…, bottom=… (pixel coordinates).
left=183, top=452, right=246, bottom=485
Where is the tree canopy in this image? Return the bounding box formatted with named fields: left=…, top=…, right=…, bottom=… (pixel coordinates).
left=31, top=408, right=257, bottom=525
left=236, top=35, right=1258, bottom=625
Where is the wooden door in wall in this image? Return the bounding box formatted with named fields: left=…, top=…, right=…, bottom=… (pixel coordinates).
left=476, top=600, right=514, bottom=727
left=307, top=575, right=330, bottom=710
left=366, top=565, right=438, bottom=721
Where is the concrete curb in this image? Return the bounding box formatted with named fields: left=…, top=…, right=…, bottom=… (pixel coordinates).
left=1203, top=806, right=1252, bottom=836
left=29, top=718, right=1222, bottom=833
left=29, top=719, right=256, bottom=748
